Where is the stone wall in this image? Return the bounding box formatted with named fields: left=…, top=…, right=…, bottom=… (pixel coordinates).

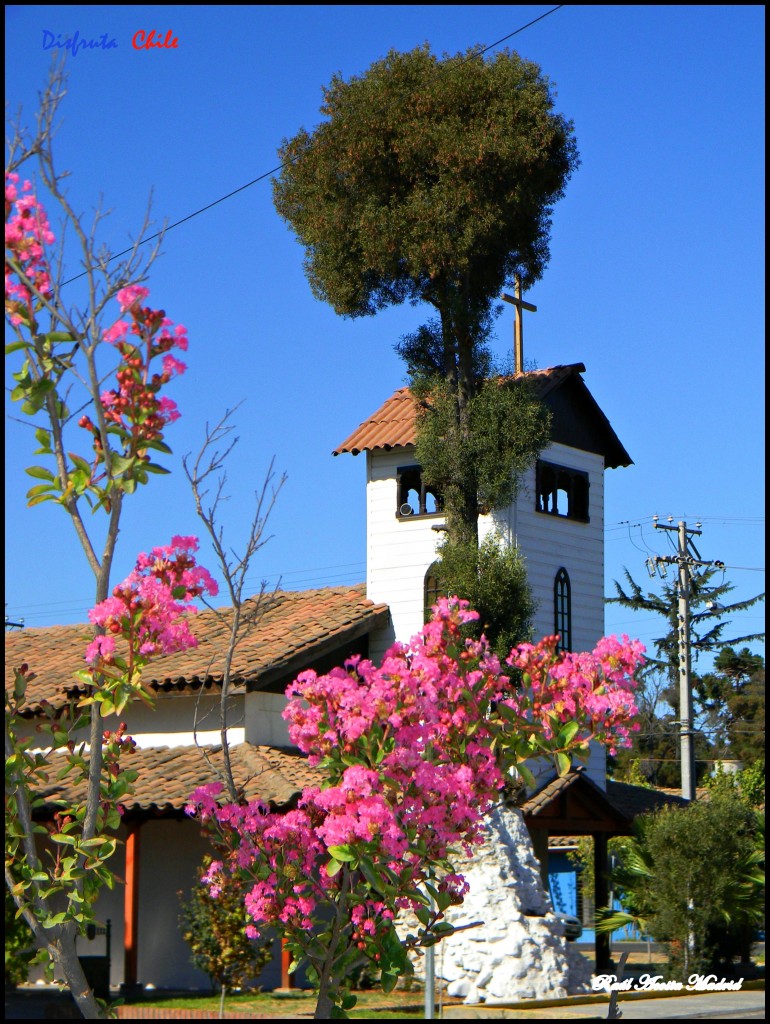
left=399, top=805, right=593, bottom=1004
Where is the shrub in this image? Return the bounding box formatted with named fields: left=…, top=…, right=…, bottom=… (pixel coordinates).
left=179, top=856, right=273, bottom=993
left=597, top=795, right=764, bottom=978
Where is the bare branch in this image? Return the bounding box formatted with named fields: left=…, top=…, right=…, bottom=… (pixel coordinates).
left=184, top=408, right=286, bottom=801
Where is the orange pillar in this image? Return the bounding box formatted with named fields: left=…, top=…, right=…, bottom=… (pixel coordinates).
left=124, top=822, right=141, bottom=989
left=281, top=937, right=294, bottom=989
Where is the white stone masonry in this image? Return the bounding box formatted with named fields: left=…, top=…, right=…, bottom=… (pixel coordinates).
left=400, top=804, right=593, bottom=1004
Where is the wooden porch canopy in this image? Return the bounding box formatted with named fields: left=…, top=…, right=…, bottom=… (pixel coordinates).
left=520, top=767, right=688, bottom=971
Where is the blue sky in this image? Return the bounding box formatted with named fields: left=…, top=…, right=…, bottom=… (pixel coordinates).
left=4, top=5, right=765, bottom=669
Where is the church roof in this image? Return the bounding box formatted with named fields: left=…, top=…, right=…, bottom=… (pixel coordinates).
left=6, top=585, right=389, bottom=713
left=33, top=743, right=324, bottom=816
left=333, top=363, right=632, bottom=469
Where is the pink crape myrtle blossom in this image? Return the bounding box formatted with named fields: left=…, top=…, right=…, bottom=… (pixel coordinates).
left=83, top=288, right=189, bottom=456
left=84, top=537, right=218, bottom=713
left=5, top=174, right=55, bottom=326
left=505, top=633, right=644, bottom=756
left=86, top=535, right=218, bottom=664
left=187, top=597, right=644, bottom=1006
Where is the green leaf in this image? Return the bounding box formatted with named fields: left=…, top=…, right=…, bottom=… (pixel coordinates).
left=5, top=340, right=29, bottom=355
left=70, top=469, right=90, bottom=494
left=327, top=844, right=356, bottom=863
left=380, top=971, right=399, bottom=994
left=555, top=751, right=572, bottom=776
left=139, top=438, right=172, bottom=454
left=359, top=856, right=385, bottom=894
left=69, top=453, right=93, bottom=475
left=415, top=906, right=431, bottom=927
left=326, top=857, right=343, bottom=877
left=47, top=826, right=76, bottom=845
left=41, top=911, right=68, bottom=927
left=559, top=720, right=581, bottom=747
left=25, top=465, right=56, bottom=482
left=143, top=462, right=170, bottom=474
left=34, top=432, right=53, bottom=456
left=26, top=490, right=58, bottom=507
left=19, top=379, right=56, bottom=415
left=43, top=331, right=76, bottom=344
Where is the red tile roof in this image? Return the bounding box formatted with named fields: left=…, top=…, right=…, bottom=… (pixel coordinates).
left=35, top=743, right=323, bottom=815
left=333, top=363, right=632, bottom=469
left=332, top=365, right=587, bottom=455
left=6, top=585, right=389, bottom=713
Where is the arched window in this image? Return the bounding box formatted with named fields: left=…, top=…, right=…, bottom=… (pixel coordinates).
left=554, top=568, right=572, bottom=653
left=424, top=562, right=442, bottom=623
left=396, top=465, right=442, bottom=518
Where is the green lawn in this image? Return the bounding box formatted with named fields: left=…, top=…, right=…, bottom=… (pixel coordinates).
left=121, top=987, right=461, bottom=1018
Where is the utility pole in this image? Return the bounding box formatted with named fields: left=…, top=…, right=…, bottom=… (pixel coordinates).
left=649, top=518, right=722, bottom=801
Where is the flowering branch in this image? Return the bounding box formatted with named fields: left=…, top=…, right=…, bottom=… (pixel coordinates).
left=4, top=69, right=210, bottom=1018
left=188, top=599, right=644, bottom=1018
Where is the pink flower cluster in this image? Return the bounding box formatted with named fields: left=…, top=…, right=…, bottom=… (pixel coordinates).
left=85, top=536, right=218, bottom=668
left=187, top=598, right=643, bottom=976
left=505, top=634, right=644, bottom=755
left=5, top=174, right=55, bottom=326
left=79, top=285, right=188, bottom=457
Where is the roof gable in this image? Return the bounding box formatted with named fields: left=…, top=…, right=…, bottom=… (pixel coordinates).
left=333, top=364, right=632, bottom=469
left=520, top=768, right=691, bottom=835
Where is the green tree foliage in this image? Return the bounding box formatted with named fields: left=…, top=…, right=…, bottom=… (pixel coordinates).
left=412, top=371, right=551, bottom=545
left=596, top=796, right=765, bottom=977
left=696, top=648, right=765, bottom=766
left=5, top=885, right=34, bottom=987
left=274, top=44, right=576, bottom=547
left=179, top=857, right=273, bottom=994
left=608, top=670, right=713, bottom=788
left=608, top=565, right=764, bottom=683
left=608, top=565, right=764, bottom=773
left=431, top=533, right=536, bottom=659
left=706, top=762, right=765, bottom=810
left=273, top=45, right=578, bottom=318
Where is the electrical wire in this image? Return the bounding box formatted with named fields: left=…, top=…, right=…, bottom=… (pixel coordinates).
left=60, top=6, right=567, bottom=286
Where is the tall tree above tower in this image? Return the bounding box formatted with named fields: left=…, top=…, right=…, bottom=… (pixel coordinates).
left=273, top=44, right=578, bottom=551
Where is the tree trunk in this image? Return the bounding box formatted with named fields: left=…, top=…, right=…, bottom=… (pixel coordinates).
left=54, top=932, right=105, bottom=1019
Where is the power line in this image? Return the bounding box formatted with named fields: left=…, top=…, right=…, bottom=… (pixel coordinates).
left=472, top=6, right=565, bottom=59
left=60, top=6, right=567, bottom=286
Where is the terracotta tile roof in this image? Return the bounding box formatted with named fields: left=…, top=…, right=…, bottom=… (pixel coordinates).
left=332, top=365, right=589, bottom=456
left=35, top=743, right=323, bottom=815
left=548, top=835, right=581, bottom=849
left=6, top=585, right=389, bottom=713
left=607, top=781, right=693, bottom=815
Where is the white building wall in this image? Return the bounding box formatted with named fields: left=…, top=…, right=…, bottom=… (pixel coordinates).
left=245, top=690, right=292, bottom=746
left=125, top=693, right=245, bottom=749
left=505, top=442, right=606, bottom=653
left=365, top=449, right=444, bottom=662
left=365, top=441, right=608, bottom=787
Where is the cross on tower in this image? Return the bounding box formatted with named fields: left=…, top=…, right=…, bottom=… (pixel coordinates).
left=501, top=274, right=537, bottom=374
